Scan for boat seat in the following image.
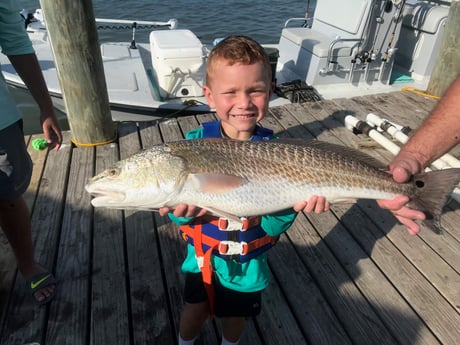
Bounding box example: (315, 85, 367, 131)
(280, 0, 372, 59)
(281, 27, 356, 58)
(312, 0, 372, 37)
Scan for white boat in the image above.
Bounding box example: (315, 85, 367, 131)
(275, 0, 451, 99)
(1, 9, 213, 121)
(0, 1, 452, 121)
(0, 9, 292, 122)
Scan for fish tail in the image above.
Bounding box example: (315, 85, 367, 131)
(410, 168, 460, 234)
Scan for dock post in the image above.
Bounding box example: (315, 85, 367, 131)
(426, 0, 460, 97)
(39, 0, 116, 146)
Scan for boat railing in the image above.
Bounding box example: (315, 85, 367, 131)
(283, 17, 313, 28)
(95, 18, 178, 30)
(23, 9, 178, 33)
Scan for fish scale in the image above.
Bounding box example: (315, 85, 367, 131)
(86, 138, 460, 233)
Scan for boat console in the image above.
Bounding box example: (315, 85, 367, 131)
(276, 0, 450, 93)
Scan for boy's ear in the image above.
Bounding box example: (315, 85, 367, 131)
(203, 85, 216, 108)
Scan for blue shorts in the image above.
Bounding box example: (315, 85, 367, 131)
(0, 120, 32, 200)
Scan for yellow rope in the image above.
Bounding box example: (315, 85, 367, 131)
(71, 130, 118, 147)
(401, 86, 440, 100)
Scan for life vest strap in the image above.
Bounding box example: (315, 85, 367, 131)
(198, 215, 261, 231)
(180, 217, 277, 318)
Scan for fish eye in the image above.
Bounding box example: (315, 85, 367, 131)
(108, 168, 120, 177)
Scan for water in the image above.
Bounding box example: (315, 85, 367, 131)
(12, 0, 315, 134)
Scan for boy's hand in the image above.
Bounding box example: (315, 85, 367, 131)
(158, 204, 207, 218)
(294, 195, 330, 213)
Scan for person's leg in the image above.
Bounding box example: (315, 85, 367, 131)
(0, 196, 55, 303)
(179, 272, 210, 344)
(214, 278, 262, 345)
(221, 317, 245, 344)
(0, 120, 56, 303)
(179, 301, 209, 342)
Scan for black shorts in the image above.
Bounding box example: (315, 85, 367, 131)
(0, 120, 32, 200)
(183, 272, 262, 317)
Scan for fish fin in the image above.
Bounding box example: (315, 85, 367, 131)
(274, 138, 388, 170)
(409, 168, 460, 234)
(200, 206, 243, 223)
(188, 173, 244, 193)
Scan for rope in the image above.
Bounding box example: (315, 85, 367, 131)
(70, 131, 118, 147)
(158, 100, 209, 120)
(401, 87, 440, 100)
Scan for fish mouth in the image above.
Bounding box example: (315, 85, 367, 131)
(85, 185, 126, 206)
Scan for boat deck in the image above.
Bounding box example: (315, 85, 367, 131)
(1, 91, 459, 345)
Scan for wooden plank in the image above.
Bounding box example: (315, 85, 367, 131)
(176, 115, 201, 134)
(24, 134, 49, 210)
(0, 131, 72, 344)
(334, 200, 460, 344)
(271, 105, 411, 344)
(332, 96, 460, 241)
(299, 98, 460, 308)
(285, 100, 444, 344)
(2, 97, 458, 345)
(138, 120, 163, 147)
(250, 271, 307, 345)
(269, 229, 354, 345)
(91, 142, 130, 345)
(383, 92, 460, 158)
(46, 145, 94, 345)
(118, 122, 175, 344)
(354, 198, 460, 299)
(392, 91, 437, 115)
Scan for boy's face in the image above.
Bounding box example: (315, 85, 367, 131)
(203, 61, 273, 140)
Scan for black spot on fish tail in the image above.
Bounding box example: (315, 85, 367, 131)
(409, 168, 460, 234)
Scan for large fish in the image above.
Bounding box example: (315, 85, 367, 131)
(85, 138, 460, 233)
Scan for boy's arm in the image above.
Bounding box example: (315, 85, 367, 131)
(261, 209, 298, 236)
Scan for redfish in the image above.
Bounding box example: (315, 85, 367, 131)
(85, 138, 460, 233)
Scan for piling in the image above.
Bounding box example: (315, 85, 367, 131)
(426, 0, 460, 97)
(39, 0, 116, 146)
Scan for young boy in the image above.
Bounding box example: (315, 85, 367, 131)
(159, 35, 328, 345)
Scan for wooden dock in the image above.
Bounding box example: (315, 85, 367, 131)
(0, 91, 459, 345)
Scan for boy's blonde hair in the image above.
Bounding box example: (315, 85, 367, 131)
(206, 35, 272, 86)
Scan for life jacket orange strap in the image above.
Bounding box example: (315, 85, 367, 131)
(189, 224, 216, 317)
(181, 218, 278, 318)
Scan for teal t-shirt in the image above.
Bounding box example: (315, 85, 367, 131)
(169, 126, 298, 292)
(0, 2, 35, 130)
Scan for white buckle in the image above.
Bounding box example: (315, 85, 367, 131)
(196, 256, 204, 268)
(218, 241, 247, 255)
(218, 217, 247, 231)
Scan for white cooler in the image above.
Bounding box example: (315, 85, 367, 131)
(150, 29, 206, 99)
